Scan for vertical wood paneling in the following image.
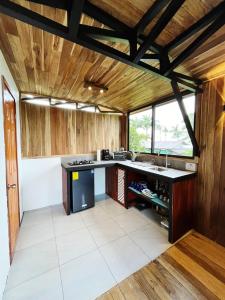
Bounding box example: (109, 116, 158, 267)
(195, 77, 225, 246)
(95, 113, 121, 151)
(20, 102, 121, 157)
(120, 115, 128, 150)
(76, 110, 96, 154)
(20, 103, 51, 157)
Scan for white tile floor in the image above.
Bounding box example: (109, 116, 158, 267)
(4, 196, 171, 300)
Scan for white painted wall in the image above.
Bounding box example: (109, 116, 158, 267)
(21, 157, 62, 211)
(21, 159, 106, 211)
(61, 156, 106, 196)
(0, 51, 22, 299)
(94, 168, 106, 195)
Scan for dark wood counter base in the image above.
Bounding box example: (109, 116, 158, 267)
(62, 164, 196, 243)
(106, 166, 196, 243)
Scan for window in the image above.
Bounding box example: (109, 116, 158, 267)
(129, 107, 152, 153)
(128, 94, 196, 158)
(154, 95, 195, 157)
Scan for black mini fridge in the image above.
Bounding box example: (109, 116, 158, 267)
(71, 169, 95, 213)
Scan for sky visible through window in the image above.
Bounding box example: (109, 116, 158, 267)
(129, 95, 195, 157)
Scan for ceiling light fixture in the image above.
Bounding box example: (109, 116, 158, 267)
(84, 81, 108, 94)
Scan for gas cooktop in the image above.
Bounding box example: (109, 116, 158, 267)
(67, 160, 95, 166)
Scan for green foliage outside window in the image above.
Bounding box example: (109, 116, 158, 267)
(129, 111, 152, 153)
(129, 95, 196, 157)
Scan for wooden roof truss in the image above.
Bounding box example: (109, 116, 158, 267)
(1, 0, 225, 155)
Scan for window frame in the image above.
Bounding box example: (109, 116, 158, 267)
(128, 92, 196, 159)
(128, 106, 153, 154)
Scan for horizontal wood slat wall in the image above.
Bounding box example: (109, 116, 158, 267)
(20, 102, 121, 157)
(195, 76, 225, 246)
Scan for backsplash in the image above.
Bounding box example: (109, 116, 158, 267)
(61, 152, 197, 172)
(134, 153, 198, 171)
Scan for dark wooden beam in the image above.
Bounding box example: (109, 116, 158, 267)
(129, 38, 137, 59)
(68, 0, 85, 39)
(171, 79, 200, 156)
(135, 0, 171, 36)
(77, 32, 165, 78)
(175, 78, 202, 93)
(139, 35, 163, 54)
(159, 49, 170, 74)
(141, 54, 160, 60)
(79, 25, 130, 43)
(77, 34, 200, 93)
(0, 0, 201, 93)
(26, 0, 69, 10)
(83, 0, 162, 54)
(83, 1, 132, 36)
(133, 0, 185, 63)
(166, 1, 225, 52)
(165, 11, 225, 75)
(173, 72, 202, 85)
(0, 0, 68, 38)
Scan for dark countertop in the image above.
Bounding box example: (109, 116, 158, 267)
(61, 160, 196, 183)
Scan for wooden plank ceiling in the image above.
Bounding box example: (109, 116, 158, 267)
(0, 0, 225, 112)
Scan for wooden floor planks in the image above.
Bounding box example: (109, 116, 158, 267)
(97, 232, 225, 300)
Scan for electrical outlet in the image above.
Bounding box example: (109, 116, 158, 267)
(185, 162, 197, 172)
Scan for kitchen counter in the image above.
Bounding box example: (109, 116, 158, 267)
(61, 160, 196, 182)
(62, 159, 196, 242)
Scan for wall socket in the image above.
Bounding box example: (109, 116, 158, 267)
(185, 162, 197, 172)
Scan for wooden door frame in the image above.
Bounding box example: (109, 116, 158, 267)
(2, 75, 20, 261)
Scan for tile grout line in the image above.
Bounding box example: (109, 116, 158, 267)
(5, 203, 118, 295)
(127, 224, 171, 261)
(4, 209, 57, 295)
(96, 208, 170, 276)
(6, 202, 170, 298)
(71, 206, 120, 295)
(4, 207, 66, 297)
(51, 205, 65, 300)
(14, 236, 56, 253)
(66, 204, 167, 265)
(85, 221, 119, 287)
(4, 266, 61, 294)
(82, 205, 121, 286)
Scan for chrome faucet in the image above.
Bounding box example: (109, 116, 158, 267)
(157, 149, 170, 168)
(157, 149, 161, 166)
(164, 149, 170, 168)
(165, 150, 168, 168)
(130, 151, 137, 162)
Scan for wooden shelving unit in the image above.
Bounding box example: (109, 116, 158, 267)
(128, 187, 169, 210)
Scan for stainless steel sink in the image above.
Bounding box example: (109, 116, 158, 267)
(150, 166, 167, 172)
(131, 161, 151, 167)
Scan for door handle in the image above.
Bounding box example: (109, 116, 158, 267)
(7, 184, 16, 189)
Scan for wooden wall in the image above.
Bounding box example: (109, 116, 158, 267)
(20, 102, 121, 157)
(195, 77, 225, 246)
(120, 115, 128, 150)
